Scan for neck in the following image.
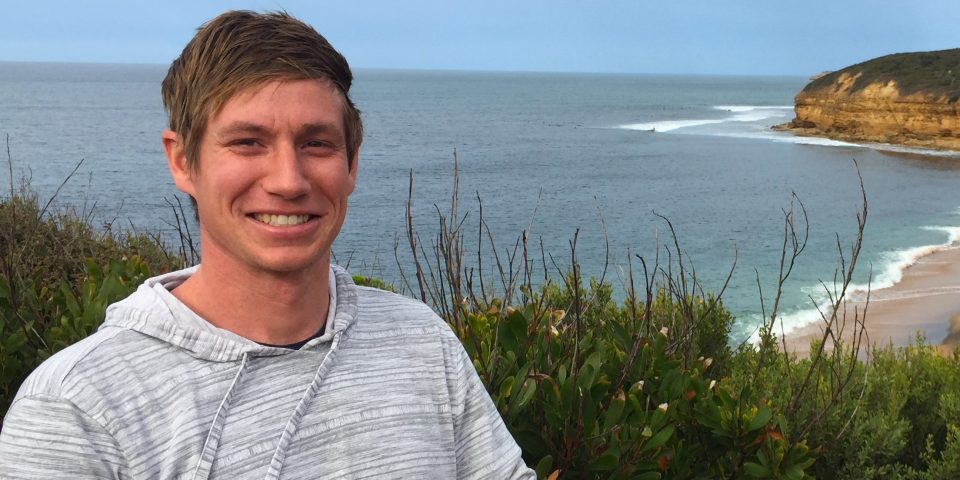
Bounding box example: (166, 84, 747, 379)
(172, 250, 331, 345)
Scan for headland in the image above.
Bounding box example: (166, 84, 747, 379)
(774, 49, 960, 151)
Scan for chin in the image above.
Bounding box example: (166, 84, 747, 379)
(253, 252, 329, 275)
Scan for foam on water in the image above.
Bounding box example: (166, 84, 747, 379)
(862, 142, 960, 158)
(714, 131, 864, 148)
(713, 105, 794, 113)
(620, 118, 726, 132)
(742, 307, 826, 344)
(619, 105, 792, 132)
(620, 105, 960, 158)
(849, 226, 960, 293)
(743, 225, 960, 343)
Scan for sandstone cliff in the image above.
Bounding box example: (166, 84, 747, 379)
(776, 49, 960, 150)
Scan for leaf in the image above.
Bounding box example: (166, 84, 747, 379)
(517, 376, 537, 409)
(696, 403, 722, 430)
(583, 387, 599, 436)
(785, 463, 805, 480)
(497, 316, 521, 357)
(507, 363, 534, 418)
(469, 312, 488, 335)
(500, 376, 516, 399)
(633, 472, 662, 480)
(757, 447, 770, 467)
(603, 390, 626, 433)
(578, 364, 597, 391)
(584, 350, 603, 370)
(628, 393, 644, 416)
(639, 425, 674, 454)
(507, 309, 528, 344)
(60, 282, 81, 317)
(534, 455, 554, 479)
(748, 406, 773, 433)
(658, 369, 679, 399)
(2, 331, 27, 353)
(589, 452, 619, 471)
(743, 461, 772, 477)
(560, 376, 576, 414)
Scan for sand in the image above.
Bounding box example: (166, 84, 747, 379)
(783, 244, 960, 356)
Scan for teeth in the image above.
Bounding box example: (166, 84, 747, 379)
(254, 214, 311, 226)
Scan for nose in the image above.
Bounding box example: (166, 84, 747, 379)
(262, 145, 309, 199)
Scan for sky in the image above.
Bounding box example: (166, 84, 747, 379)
(1, 1, 958, 76)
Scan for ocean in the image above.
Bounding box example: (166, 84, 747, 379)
(3, 62, 960, 342)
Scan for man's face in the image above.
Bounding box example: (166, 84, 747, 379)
(164, 78, 357, 276)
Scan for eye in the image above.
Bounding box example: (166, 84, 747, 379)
(232, 138, 260, 147)
(226, 138, 266, 156)
(304, 140, 333, 149)
(302, 139, 340, 156)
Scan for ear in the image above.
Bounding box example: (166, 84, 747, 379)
(162, 129, 196, 196)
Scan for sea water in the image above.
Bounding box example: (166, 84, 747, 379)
(3, 62, 960, 342)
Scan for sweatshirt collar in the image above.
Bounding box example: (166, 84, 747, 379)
(99, 264, 358, 362)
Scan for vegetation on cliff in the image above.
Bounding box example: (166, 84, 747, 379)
(805, 48, 960, 100)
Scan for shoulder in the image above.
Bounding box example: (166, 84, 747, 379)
(353, 285, 450, 331)
(12, 326, 159, 408)
(345, 285, 467, 361)
(15, 328, 118, 399)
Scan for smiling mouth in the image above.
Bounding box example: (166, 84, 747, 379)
(252, 213, 314, 227)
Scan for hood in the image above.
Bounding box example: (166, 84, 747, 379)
(99, 264, 359, 362)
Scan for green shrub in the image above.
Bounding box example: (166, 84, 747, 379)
(401, 164, 814, 478)
(455, 291, 812, 478)
(0, 188, 182, 414)
(729, 335, 960, 480)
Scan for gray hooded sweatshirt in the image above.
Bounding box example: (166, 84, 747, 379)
(0, 266, 535, 479)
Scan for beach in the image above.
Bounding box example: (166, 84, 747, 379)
(784, 242, 960, 356)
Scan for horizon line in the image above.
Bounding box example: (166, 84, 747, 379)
(0, 59, 811, 78)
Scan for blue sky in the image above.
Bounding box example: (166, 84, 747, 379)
(1, 1, 957, 75)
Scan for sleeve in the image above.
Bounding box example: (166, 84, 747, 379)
(444, 332, 537, 480)
(0, 395, 127, 479)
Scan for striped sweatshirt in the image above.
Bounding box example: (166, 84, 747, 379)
(0, 265, 535, 479)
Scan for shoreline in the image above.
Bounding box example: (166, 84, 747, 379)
(783, 242, 960, 356)
(771, 123, 960, 154)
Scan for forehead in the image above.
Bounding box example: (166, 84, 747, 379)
(210, 78, 346, 129)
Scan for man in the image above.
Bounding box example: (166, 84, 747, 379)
(0, 11, 534, 479)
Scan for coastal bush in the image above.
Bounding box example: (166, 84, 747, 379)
(447, 285, 812, 478)
(782, 341, 960, 479)
(400, 162, 814, 478)
(0, 185, 182, 414)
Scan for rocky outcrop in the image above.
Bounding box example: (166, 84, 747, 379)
(776, 49, 960, 150)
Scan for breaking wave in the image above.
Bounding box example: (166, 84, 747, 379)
(619, 105, 960, 157)
(744, 225, 960, 342)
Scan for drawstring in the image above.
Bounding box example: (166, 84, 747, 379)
(264, 332, 342, 479)
(193, 352, 249, 480)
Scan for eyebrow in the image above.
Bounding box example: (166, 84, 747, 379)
(299, 122, 344, 138)
(216, 121, 271, 138)
(216, 121, 343, 139)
